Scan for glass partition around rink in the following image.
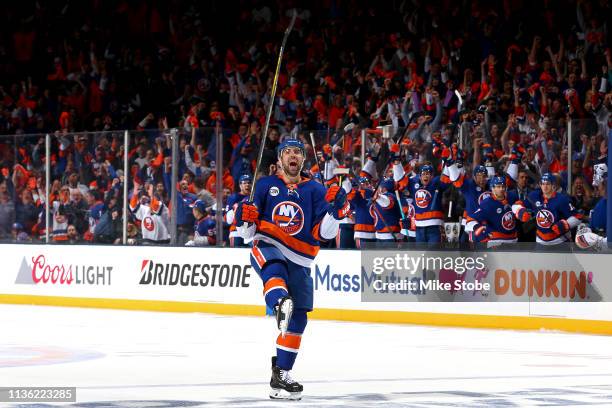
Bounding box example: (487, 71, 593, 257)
(0, 116, 608, 253)
(0, 133, 42, 243)
(124, 125, 233, 248)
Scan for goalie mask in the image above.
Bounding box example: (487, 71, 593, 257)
(444, 222, 461, 243)
(593, 163, 608, 187)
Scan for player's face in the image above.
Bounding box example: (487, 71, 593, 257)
(475, 173, 487, 186)
(359, 180, 371, 189)
(492, 184, 506, 199)
(280, 147, 305, 178)
(420, 171, 432, 184)
(541, 181, 553, 195)
(239, 181, 251, 194)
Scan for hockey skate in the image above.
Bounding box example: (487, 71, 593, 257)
(269, 356, 303, 400)
(275, 296, 293, 337)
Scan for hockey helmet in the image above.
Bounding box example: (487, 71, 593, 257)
(239, 174, 253, 184)
(490, 176, 506, 187)
(277, 138, 305, 158)
(540, 173, 555, 184)
(192, 199, 207, 214)
(473, 165, 487, 176)
(420, 164, 434, 174)
(380, 177, 395, 191)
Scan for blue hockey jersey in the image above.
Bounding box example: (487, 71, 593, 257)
(348, 187, 376, 239)
(398, 175, 451, 227)
(454, 175, 492, 231)
(372, 191, 401, 236)
(194, 215, 216, 245)
(226, 192, 249, 238)
(472, 196, 521, 243)
(251, 175, 330, 267)
(524, 190, 582, 245)
(590, 198, 607, 234)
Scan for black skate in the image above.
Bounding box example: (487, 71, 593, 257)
(270, 356, 303, 400)
(275, 296, 293, 337)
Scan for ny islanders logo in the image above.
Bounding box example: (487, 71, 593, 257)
(501, 211, 515, 230)
(369, 205, 377, 223)
(407, 203, 416, 219)
(478, 191, 492, 204)
(272, 201, 304, 235)
(536, 209, 555, 228)
(143, 216, 154, 231)
(414, 189, 432, 208)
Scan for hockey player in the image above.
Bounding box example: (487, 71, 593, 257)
(590, 166, 607, 236)
(371, 177, 402, 242)
(185, 200, 216, 246)
(394, 163, 455, 243)
(348, 176, 376, 248)
(453, 165, 491, 241)
(471, 176, 531, 245)
(234, 139, 349, 400)
(225, 174, 252, 247)
(524, 173, 582, 246)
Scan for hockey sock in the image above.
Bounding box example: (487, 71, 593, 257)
(262, 261, 289, 310)
(276, 309, 307, 370)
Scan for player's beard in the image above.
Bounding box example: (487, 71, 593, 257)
(280, 157, 304, 180)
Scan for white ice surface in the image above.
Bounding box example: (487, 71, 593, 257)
(1, 304, 612, 407)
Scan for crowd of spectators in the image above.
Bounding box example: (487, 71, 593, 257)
(0, 0, 609, 245)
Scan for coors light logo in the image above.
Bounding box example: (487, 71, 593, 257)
(15, 254, 113, 285)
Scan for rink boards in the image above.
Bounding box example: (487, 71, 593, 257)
(1, 244, 612, 335)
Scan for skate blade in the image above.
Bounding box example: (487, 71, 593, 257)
(270, 388, 302, 400)
(279, 299, 294, 337)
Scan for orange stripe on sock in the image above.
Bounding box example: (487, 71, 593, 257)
(264, 277, 287, 296)
(276, 333, 302, 351)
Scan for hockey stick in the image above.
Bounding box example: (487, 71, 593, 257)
(309, 131, 324, 181)
(249, 11, 297, 201)
(395, 190, 410, 236)
(334, 167, 350, 187)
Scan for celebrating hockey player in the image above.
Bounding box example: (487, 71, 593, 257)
(524, 173, 582, 246)
(372, 177, 402, 242)
(348, 176, 377, 248)
(234, 139, 349, 400)
(454, 165, 491, 242)
(471, 176, 531, 245)
(394, 162, 455, 243)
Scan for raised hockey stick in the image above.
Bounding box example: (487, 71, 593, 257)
(395, 190, 410, 236)
(333, 167, 350, 187)
(249, 11, 298, 201)
(309, 131, 324, 181)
